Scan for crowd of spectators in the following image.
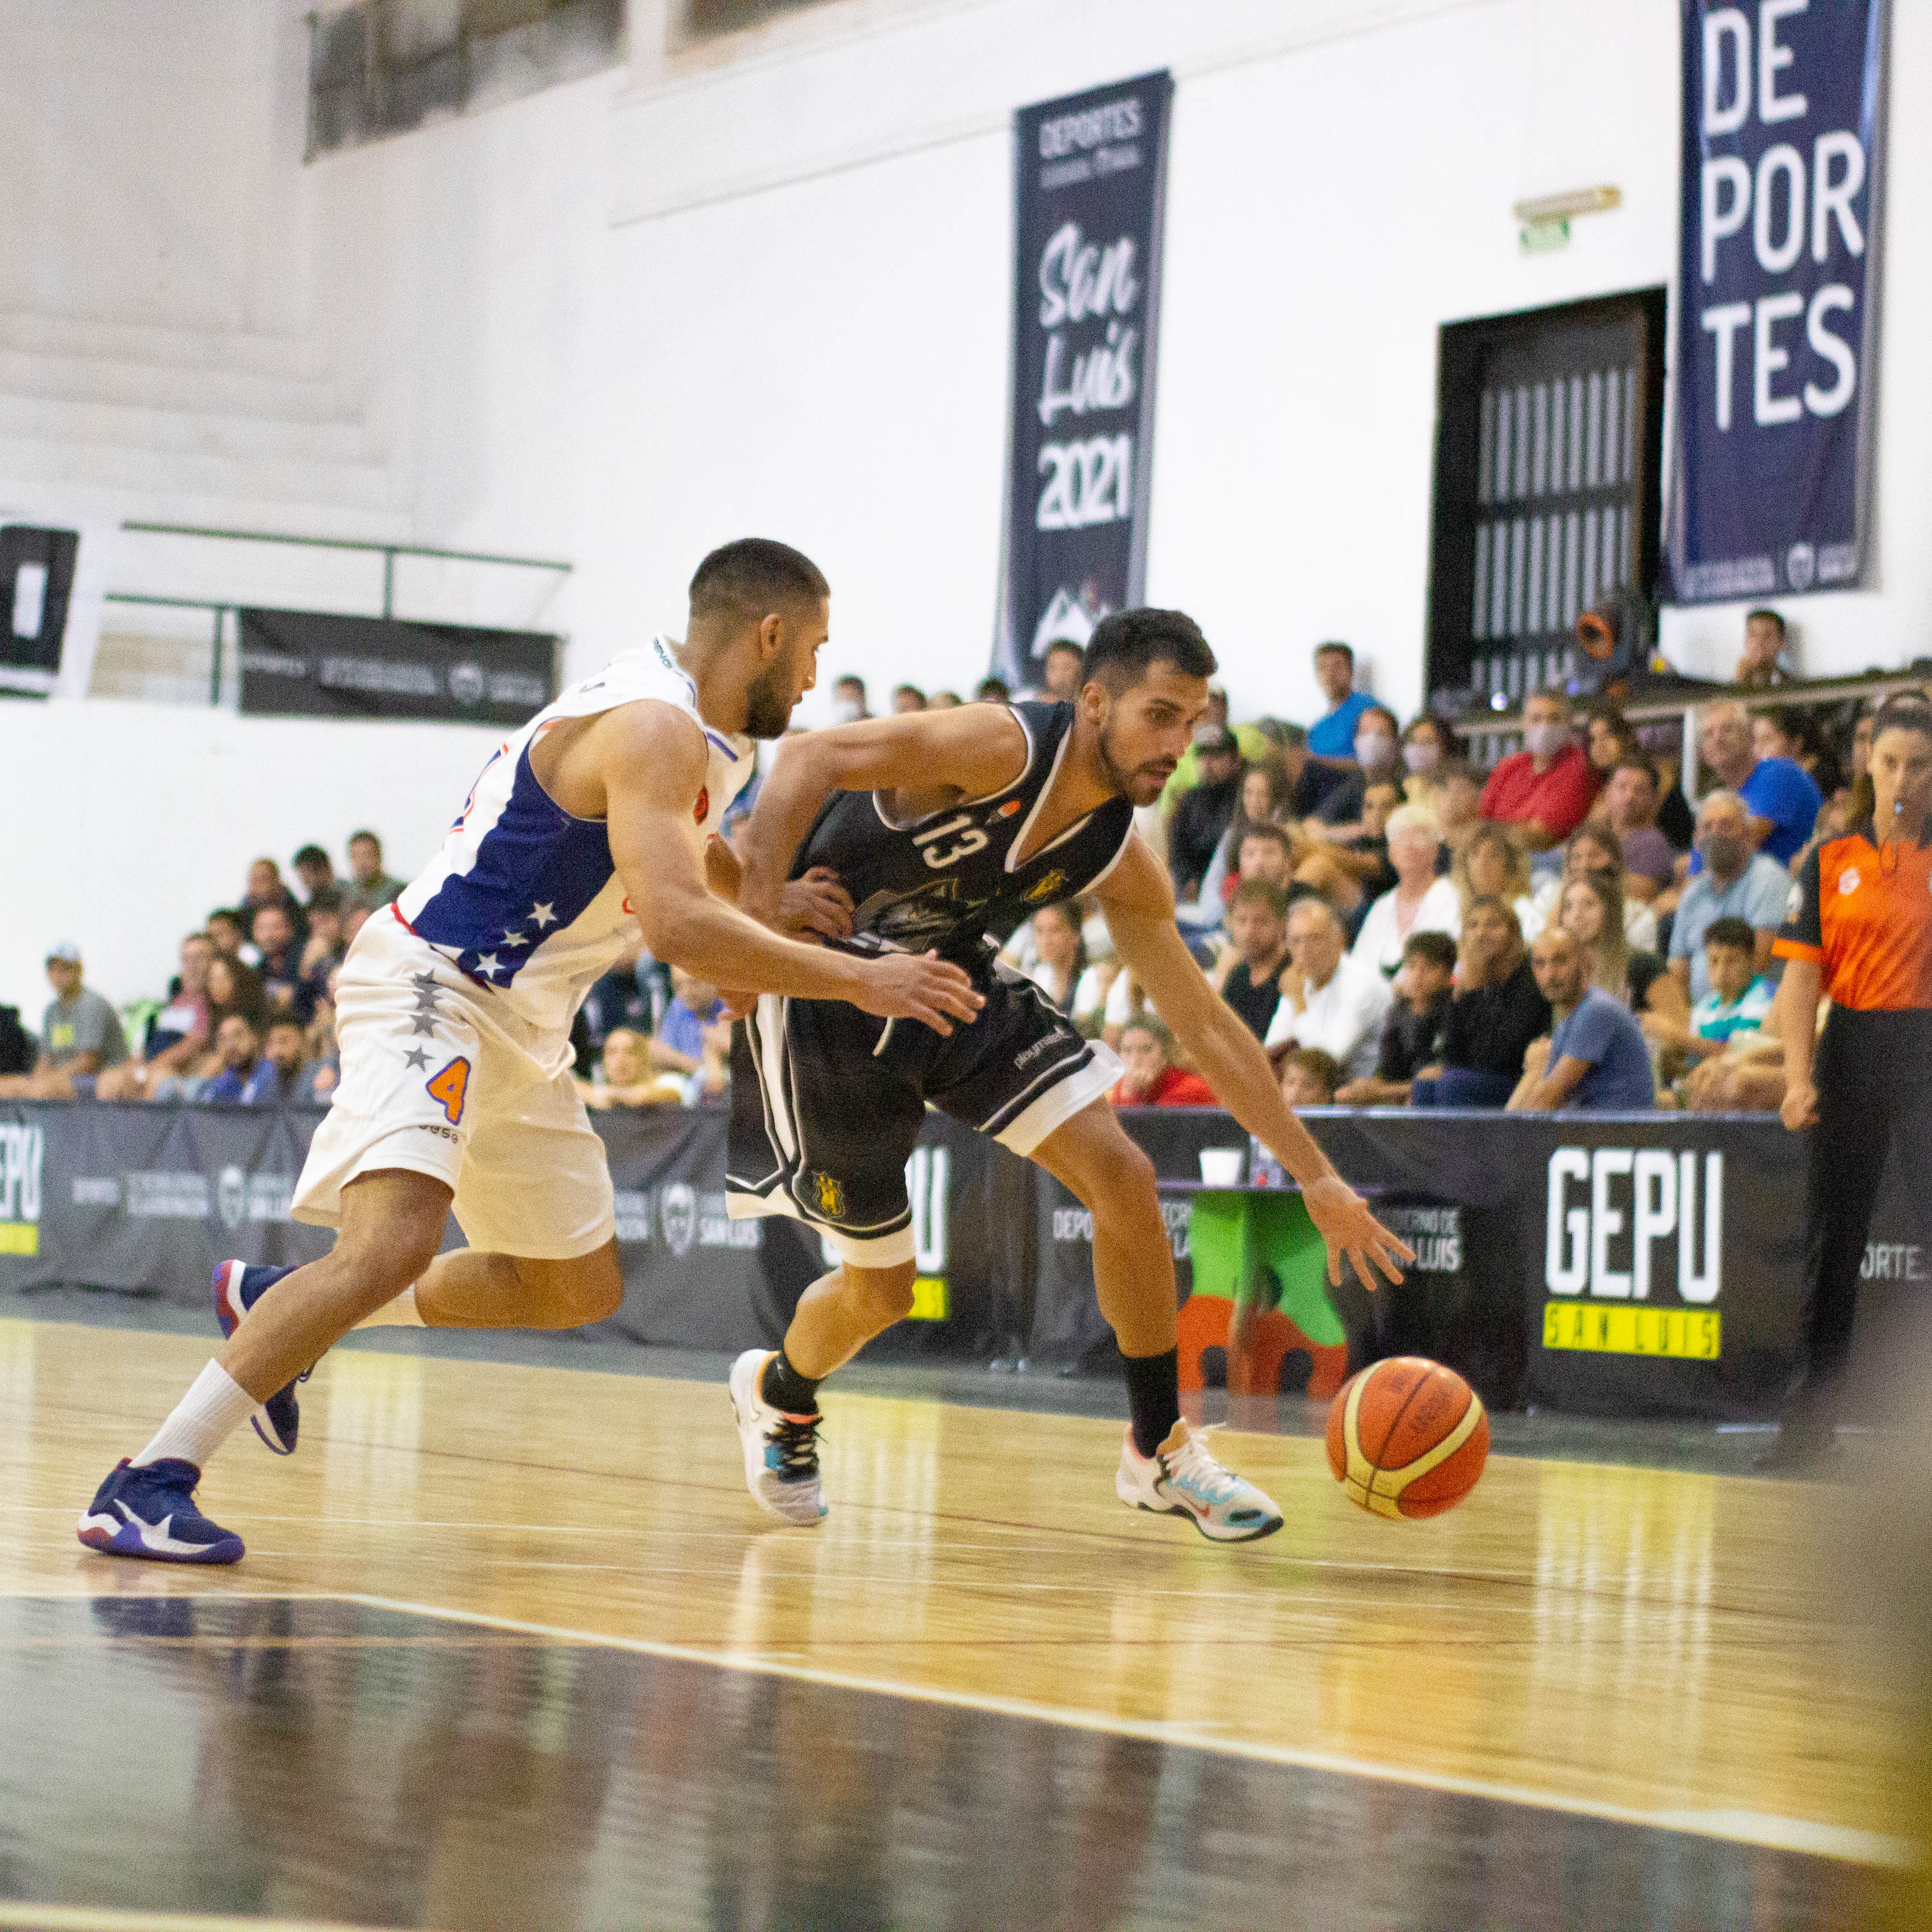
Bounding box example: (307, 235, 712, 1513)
(6, 622, 1917, 1125)
(1002, 616, 1923, 1120)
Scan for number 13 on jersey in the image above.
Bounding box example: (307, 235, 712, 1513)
(913, 814, 989, 870)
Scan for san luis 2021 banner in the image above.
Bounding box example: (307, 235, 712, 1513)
(992, 70, 1172, 689)
(1669, 0, 1887, 603)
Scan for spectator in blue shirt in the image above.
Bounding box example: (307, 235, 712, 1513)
(1695, 699, 1821, 867)
(1509, 927, 1655, 1111)
(1306, 642, 1376, 761)
(655, 967, 725, 1071)
(198, 1015, 280, 1105)
(1668, 791, 1794, 1002)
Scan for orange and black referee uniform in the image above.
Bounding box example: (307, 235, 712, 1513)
(1774, 817, 1932, 1397)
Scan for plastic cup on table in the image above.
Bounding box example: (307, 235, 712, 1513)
(1197, 1147, 1244, 1187)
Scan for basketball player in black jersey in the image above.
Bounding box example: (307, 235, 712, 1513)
(722, 608, 1412, 1541)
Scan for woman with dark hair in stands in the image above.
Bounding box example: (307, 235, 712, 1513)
(1583, 702, 1642, 789)
(1411, 896, 1551, 1107)
(1765, 699, 1932, 1469)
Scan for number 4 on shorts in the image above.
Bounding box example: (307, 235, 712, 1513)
(425, 1055, 471, 1125)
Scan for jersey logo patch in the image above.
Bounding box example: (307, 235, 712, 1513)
(997, 799, 1024, 818)
(1839, 868, 1861, 896)
(809, 1172, 846, 1219)
(1022, 870, 1067, 904)
(694, 786, 709, 822)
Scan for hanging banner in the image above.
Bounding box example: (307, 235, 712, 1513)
(992, 70, 1171, 690)
(238, 609, 557, 725)
(1668, 0, 1887, 603)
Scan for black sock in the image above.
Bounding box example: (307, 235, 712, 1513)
(761, 1348, 821, 1417)
(1123, 1347, 1181, 1459)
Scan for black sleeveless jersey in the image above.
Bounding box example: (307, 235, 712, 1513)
(792, 702, 1135, 967)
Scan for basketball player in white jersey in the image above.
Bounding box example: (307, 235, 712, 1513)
(78, 539, 982, 1565)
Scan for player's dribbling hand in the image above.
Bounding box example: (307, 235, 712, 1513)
(777, 866, 855, 941)
(854, 951, 984, 1036)
(1303, 1174, 1414, 1291)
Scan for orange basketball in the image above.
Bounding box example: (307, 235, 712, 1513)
(1324, 1356, 1489, 1519)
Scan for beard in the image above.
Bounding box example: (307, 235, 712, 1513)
(744, 653, 795, 741)
(1097, 721, 1173, 806)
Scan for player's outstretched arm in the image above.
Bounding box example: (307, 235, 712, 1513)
(737, 705, 1029, 923)
(602, 705, 983, 1033)
(1095, 835, 1413, 1289)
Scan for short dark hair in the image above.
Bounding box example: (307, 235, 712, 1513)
(974, 676, 1011, 703)
(1314, 640, 1353, 665)
(1873, 698, 1932, 745)
(835, 673, 866, 694)
(1360, 704, 1400, 735)
(207, 906, 244, 929)
(1044, 638, 1084, 661)
(1119, 1013, 1175, 1054)
(1229, 879, 1289, 918)
(1704, 917, 1757, 953)
(1282, 1045, 1342, 1097)
(347, 830, 381, 851)
(1745, 608, 1786, 634)
(688, 538, 829, 627)
(1402, 930, 1459, 973)
(1239, 823, 1292, 856)
(292, 844, 330, 870)
(1612, 754, 1658, 788)
(1082, 608, 1216, 693)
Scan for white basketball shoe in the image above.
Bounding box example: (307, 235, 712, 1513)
(1115, 1418, 1284, 1542)
(728, 1349, 828, 1527)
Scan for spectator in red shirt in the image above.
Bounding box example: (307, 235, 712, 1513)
(1110, 1016, 1218, 1107)
(1479, 691, 1598, 850)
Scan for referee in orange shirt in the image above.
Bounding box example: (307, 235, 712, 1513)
(1769, 699, 1932, 1469)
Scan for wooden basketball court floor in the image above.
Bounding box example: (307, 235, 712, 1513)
(1, 1309, 1924, 1931)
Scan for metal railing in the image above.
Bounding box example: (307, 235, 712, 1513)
(105, 522, 572, 705)
(1450, 669, 1928, 790)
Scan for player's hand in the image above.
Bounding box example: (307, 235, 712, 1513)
(1303, 1173, 1413, 1291)
(1781, 1079, 1819, 1132)
(776, 867, 855, 941)
(851, 950, 984, 1036)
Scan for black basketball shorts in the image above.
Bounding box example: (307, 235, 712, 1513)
(726, 960, 1121, 1266)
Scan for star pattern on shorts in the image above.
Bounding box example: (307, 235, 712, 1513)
(528, 902, 558, 929)
(500, 930, 528, 949)
(474, 953, 503, 979)
(409, 1012, 438, 1036)
(401, 1045, 432, 1071)
(410, 973, 442, 994)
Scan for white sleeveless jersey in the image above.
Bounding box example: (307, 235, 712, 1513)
(393, 637, 755, 1046)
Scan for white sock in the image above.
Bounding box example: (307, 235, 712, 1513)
(130, 1360, 260, 1470)
(354, 1284, 425, 1330)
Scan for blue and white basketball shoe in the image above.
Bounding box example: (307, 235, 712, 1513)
(212, 1259, 302, 1455)
(1116, 1419, 1284, 1543)
(728, 1348, 827, 1526)
(76, 1459, 244, 1565)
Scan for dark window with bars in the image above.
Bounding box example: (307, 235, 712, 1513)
(1427, 290, 1665, 712)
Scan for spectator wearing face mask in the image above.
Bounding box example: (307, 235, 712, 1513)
(1668, 790, 1794, 1002)
(1479, 692, 1599, 849)
(1314, 704, 1404, 835)
(1399, 716, 1456, 813)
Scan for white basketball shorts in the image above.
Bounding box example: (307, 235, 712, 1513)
(291, 911, 615, 1259)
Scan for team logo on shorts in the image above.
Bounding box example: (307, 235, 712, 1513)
(810, 1172, 847, 1219)
(1839, 868, 1861, 896)
(1021, 870, 1067, 904)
